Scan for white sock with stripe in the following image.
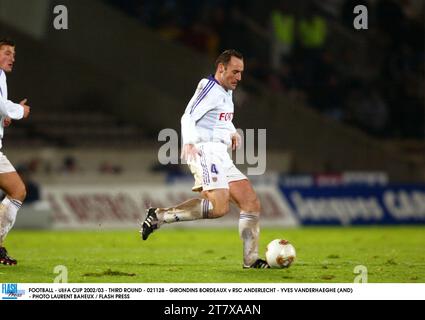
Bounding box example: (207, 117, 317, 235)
(239, 212, 260, 267)
(0, 197, 22, 246)
(160, 199, 213, 224)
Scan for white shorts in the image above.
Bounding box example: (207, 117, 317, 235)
(0, 152, 16, 174)
(188, 142, 247, 192)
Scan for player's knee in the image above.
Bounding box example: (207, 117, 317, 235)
(11, 184, 26, 202)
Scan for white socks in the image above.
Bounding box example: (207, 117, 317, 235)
(239, 212, 260, 267)
(160, 199, 213, 224)
(0, 197, 22, 246)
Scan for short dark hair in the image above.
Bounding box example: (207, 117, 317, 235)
(0, 38, 15, 49)
(215, 49, 243, 68)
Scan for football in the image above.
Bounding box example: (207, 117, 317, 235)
(265, 239, 296, 268)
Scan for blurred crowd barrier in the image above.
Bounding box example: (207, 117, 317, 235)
(14, 173, 425, 230)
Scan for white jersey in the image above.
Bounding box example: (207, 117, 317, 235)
(0, 69, 24, 149)
(181, 75, 237, 147)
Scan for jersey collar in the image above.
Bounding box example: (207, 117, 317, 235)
(207, 74, 232, 94)
(207, 74, 220, 85)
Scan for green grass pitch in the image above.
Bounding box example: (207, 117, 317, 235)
(0, 226, 424, 283)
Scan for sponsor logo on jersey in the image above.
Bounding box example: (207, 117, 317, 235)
(219, 112, 234, 121)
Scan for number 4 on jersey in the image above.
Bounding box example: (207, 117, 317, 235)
(211, 164, 219, 174)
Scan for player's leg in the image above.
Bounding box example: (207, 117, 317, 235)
(230, 179, 268, 268)
(155, 188, 229, 222)
(141, 143, 231, 240)
(141, 188, 230, 240)
(0, 171, 27, 265)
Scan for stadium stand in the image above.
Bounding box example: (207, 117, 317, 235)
(0, 0, 423, 183)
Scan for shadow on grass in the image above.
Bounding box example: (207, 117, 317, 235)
(82, 269, 136, 277)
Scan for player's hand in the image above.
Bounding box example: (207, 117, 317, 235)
(20, 99, 30, 118)
(231, 132, 242, 151)
(181, 144, 200, 162)
(3, 117, 12, 127)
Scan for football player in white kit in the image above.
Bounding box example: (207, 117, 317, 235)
(141, 50, 269, 268)
(0, 39, 31, 265)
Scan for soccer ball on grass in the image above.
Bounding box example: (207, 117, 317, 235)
(265, 239, 296, 268)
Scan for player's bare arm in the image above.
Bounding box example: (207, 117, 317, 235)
(231, 132, 241, 150)
(19, 98, 30, 118)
